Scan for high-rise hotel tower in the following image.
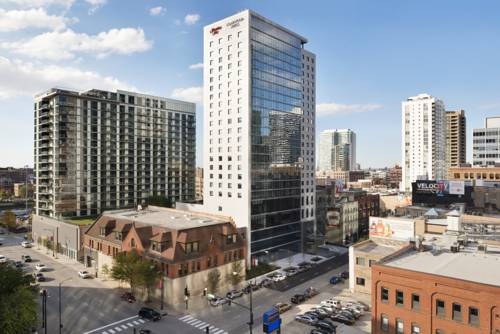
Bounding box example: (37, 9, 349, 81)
(202, 10, 316, 264)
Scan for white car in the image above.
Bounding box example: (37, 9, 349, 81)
(272, 273, 287, 282)
(321, 299, 341, 308)
(78, 270, 91, 279)
(0, 255, 6, 263)
(21, 241, 33, 248)
(35, 264, 48, 272)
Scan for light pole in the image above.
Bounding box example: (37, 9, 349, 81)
(230, 273, 254, 334)
(59, 277, 71, 334)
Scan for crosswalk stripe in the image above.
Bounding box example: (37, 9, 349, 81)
(213, 330, 224, 334)
(120, 325, 128, 329)
(179, 315, 192, 321)
(190, 320, 202, 326)
(187, 319, 200, 325)
(108, 330, 115, 334)
(195, 322, 207, 328)
(133, 321, 140, 325)
(114, 327, 122, 332)
(102, 331, 108, 334)
(138, 319, 146, 324)
(209, 326, 216, 330)
(126, 323, 134, 327)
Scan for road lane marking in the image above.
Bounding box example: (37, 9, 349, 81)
(179, 315, 192, 321)
(138, 319, 146, 323)
(107, 330, 115, 334)
(213, 330, 224, 334)
(195, 322, 207, 328)
(120, 325, 128, 329)
(83, 315, 139, 334)
(186, 319, 200, 325)
(114, 327, 122, 332)
(190, 320, 202, 326)
(133, 321, 140, 325)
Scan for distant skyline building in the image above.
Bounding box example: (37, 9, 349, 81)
(445, 110, 466, 171)
(473, 116, 500, 166)
(34, 88, 196, 218)
(318, 129, 356, 172)
(202, 10, 315, 264)
(401, 93, 446, 192)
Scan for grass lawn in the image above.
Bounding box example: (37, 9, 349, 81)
(65, 217, 97, 225)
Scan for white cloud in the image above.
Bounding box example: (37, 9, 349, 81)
(0, 56, 135, 99)
(188, 63, 203, 70)
(1, 27, 153, 60)
(184, 14, 200, 25)
(1, 0, 75, 9)
(149, 6, 166, 16)
(85, 0, 107, 15)
(0, 8, 74, 32)
(171, 86, 202, 104)
(317, 102, 383, 116)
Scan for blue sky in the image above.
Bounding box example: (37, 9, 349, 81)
(1, 0, 499, 168)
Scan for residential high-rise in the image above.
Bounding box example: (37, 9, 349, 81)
(401, 94, 446, 192)
(202, 10, 315, 264)
(473, 116, 500, 166)
(318, 129, 356, 171)
(195, 167, 203, 201)
(34, 88, 196, 218)
(445, 110, 466, 171)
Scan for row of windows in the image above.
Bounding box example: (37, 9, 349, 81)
(380, 286, 480, 327)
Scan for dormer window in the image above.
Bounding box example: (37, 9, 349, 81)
(185, 241, 199, 254)
(151, 241, 168, 252)
(226, 233, 237, 244)
(99, 227, 106, 237)
(115, 232, 123, 241)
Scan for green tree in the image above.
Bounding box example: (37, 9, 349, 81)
(1, 210, 17, 231)
(0, 264, 38, 334)
(111, 250, 143, 292)
(101, 264, 110, 280)
(207, 269, 221, 293)
(226, 261, 244, 286)
(146, 195, 172, 208)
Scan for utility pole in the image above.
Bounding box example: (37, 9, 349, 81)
(59, 278, 71, 334)
(41, 289, 47, 334)
(160, 276, 164, 311)
(248, 283, 254, 334)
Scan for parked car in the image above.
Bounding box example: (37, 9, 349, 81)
(304, 287, 319, 298)
(14, 260, 23, 268)
(314, 305, 335, 313)
(209, 297, 229, 307)
(295, 315, 317, 325)
(310, 329, 331, 334)
(35, 264, 47, 272)
(120, 292, 136, 303)
(340, 271, 349, 279)
(138, 307, 161, 321)
(22, 255, 32, 262)
(311, 307, 330, 316)
(297, 261, 313, 268)
(305, 311, 328, 320)
(242, 283, 259, 294)
(257, 277, 273, 288)
(0, 240, 3, 246)
(315, 320, 337, 333)
(337, 310, 356, 321)
(291, 294, 306, 304)
(282, 267, 299, 277)
(0, 255, 6, 263)
(226, 289, 243, 299)
(78, 270, 91, 279)
(321, 299, 342, 308)
(330, 314, 354, 325)
(271, 272, 287, 282)
(34, 272, 45, 282)
(138, 330, 151, 334)
(329, 276, 342, 285)
(21, 241, 32, 248)
(274, 302, 292, 314)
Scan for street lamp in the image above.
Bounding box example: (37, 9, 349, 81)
(59, 277, 72, 334)
(230, 272, 254, 334)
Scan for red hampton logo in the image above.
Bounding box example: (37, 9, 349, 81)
(210, 26, 222, 35)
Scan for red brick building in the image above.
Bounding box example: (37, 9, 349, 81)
(371, 245, 500, 334)
(84, 206, 246, 304)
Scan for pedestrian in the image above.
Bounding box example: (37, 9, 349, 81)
(203, 287, 207, 296)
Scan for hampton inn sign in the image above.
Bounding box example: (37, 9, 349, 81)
(210, 17, 245, 35)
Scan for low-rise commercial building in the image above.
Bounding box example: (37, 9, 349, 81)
(371, 241, 500, 334)
(341, 189, 380, 237)
(327, 197, 358, 245)
(32, 214, 88, 261)
(84, 206, 246, 305)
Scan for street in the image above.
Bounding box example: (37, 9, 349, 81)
(0, 233, 200, 334)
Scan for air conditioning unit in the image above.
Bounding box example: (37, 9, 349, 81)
(450, 245, 459, 253)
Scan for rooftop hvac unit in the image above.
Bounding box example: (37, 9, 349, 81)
(477, 244, 487, 252)
(450, 245, 459, 253)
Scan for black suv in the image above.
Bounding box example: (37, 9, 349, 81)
(138, 307, 162, 321)
(290, 294, 306, 304)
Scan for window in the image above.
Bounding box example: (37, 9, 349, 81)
(356, 277, 365, 286)
(381, 287, 389, 303)
(380, 314, 389, 332)
(130, 238, 136, 248)
(99, 227, 106, 236)
(452, 303, 462, 322)
(411, 323, 420, 334)
(396, 318, 404, 334)
(115, 232, 122, 241)
(369, 259, 376, 267)
(469, 307, 479, 326)
(356, 257, 365, 266)
(412, 294, 420, 310)
(185, 241, 199, 254)
(396, 290, 404, 306)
